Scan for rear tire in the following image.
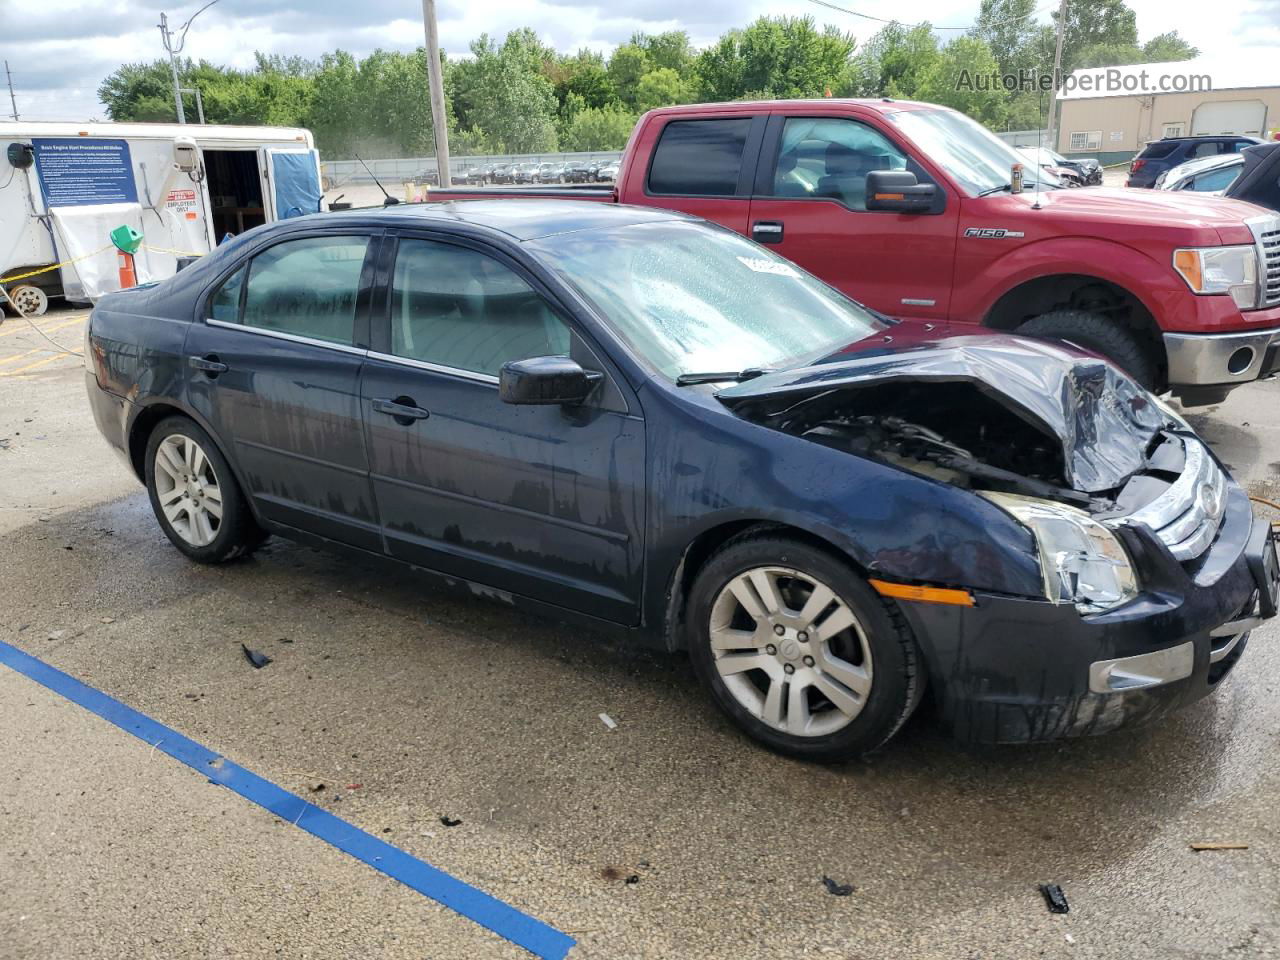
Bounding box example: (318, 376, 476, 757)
(144, 416, 266, 564)
(687, 532, 924, 762)
(1017, 309, 1158, 389)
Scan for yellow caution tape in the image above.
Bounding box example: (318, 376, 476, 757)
(140, 243, 206, 258)
(0, 244, 115, 285)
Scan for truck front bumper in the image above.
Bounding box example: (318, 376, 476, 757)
(1164, 325, 1280, 389)
(894, 487, 1278, 745)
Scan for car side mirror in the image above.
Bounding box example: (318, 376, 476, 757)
(865, 170, 937, 213)
(499, 356, 603, 406)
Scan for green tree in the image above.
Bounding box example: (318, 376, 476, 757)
(1142, 31, 1199, 62)
(634, 67, 690, 112)
(561, 104, 638, 151)
(451, 31, 558, 153)
(1054, 0, 1139, 74)
(918, 36, 1008, 128)
(633, 30, 695, 76)
(608, 43, 652, 110)
(695, 16, 855, 101)
(849, 23, 940, 98)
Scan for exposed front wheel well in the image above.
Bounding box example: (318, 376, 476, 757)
(983, 274, 1166, 388)
(662, 520, 869, 651)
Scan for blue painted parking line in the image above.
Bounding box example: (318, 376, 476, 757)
(0, 638, 575, 960)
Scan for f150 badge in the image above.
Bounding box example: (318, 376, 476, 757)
(964, 227, 1025, 239)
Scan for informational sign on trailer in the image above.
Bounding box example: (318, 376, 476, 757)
(166, 188, 199, 220)
(32, 138, 139, 207)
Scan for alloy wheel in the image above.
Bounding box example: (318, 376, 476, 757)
(153, 434, 223, 547)
(709, 566, 873, 737)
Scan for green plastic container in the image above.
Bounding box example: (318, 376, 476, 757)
(109, 224, 143, 255)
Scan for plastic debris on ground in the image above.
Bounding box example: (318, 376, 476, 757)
(240, 644, 272, 669)
(1190, 842, 1248, 851)
(440, 815, 463, 827)
(1039, 883, 1070, 914)
(822, 876, 855, 897)
(599, 713, 618, 730)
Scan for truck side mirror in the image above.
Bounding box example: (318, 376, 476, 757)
(499, 356, 603, 406)
(865, 170, 937, 213)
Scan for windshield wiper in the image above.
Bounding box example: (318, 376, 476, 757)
(675, 367, 772, 387)
(977, 182, 1012, 197)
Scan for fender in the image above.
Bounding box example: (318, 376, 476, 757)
(958, 236, 1180, 328)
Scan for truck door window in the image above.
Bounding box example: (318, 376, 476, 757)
(770, 117, 908, 210)
(389, 239, 570, 377)
(648, 118, 753, 196)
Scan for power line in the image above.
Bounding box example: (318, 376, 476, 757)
(806, 0, 1050, 32)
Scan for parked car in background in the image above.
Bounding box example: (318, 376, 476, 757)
(513, 162, 541, 184)
(1128, 135, 1264, 188)
(1155, 153, 1245, 194)
(427, 99, 1280, 405)
(85, 200, 1278, 759)
(536, 162, 567, 183)
(1018, 145, 1101, 185)
(563, 161, 593, 183)
(1016, 147, 1082, 187)
(413, 169, 439, 187)
(1224, 141, 1280, 214)
(597, 161, 619, 182)
(463, 164, 494, 185)
(489, 163, 514, 184)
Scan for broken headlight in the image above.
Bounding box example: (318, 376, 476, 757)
(982, 492, 1138, 613)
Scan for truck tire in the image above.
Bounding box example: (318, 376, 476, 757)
(1016, 310, 1157, 389)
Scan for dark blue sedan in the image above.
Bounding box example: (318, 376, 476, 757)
(85, 201, 1277, 760)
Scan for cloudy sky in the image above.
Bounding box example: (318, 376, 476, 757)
(1, 0, 1277, 121)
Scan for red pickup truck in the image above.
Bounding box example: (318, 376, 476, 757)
(427, 98, 1280, 404)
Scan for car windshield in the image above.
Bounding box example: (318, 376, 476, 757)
(889, 108, 1061, 195)
(527, 220, 883, 380)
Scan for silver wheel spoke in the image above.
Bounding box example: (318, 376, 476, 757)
(748, 569, 784, 615)
(728, 574, 768, 621)
(184, 437, 197, 472)
(818, 649, 872, 698)
(192, 444, 208, 479)
(798, 583, 835, 627)
(811, 673, 863, 717)
(787, 679, 812, 734)
(202, 484, 222, 504)
(193, 509, 214, 546)
(162, 499, 186, 524)
(762, 679, 785, 727)
(202, 497, 223, 520)
(816, 603, 856, 640)
(709, 624, 757, 650)
(158, 485, 184, 507)
(153, 434, 221, 548)
(159, 441, 186, 477)
(715, 652, 777, 678)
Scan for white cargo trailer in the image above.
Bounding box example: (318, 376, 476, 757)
(0, 121, 322, 314)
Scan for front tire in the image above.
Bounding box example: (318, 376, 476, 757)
(144, 416, 266, 564)
(1017, 309, 1158, 389)
(687, 532, 924, 762)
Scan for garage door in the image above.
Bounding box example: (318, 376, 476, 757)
(1191, 99, 1268, 136)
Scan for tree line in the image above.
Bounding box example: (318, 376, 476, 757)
(97, 0, 1197, 159)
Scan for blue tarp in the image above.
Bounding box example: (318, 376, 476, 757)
(270, 150, 321, 219)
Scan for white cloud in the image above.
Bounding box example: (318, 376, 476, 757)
(1, 0, 1275, 122)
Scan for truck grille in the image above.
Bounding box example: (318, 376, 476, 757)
(1262, 227, 1280, 306)
(1125, 437, 1227, 562)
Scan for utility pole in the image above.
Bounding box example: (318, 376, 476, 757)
(158, 1, 220, 124)
(421, 0, 452, 187)
(1046, 0, 1069, 151)
(5, 60, 18, 121)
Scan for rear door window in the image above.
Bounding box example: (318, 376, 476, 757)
(1139, 142, 1179, 159)
(1189, 142, 1221, 158)
(236, 236, 370, 345)
(648, 118, 753, 196)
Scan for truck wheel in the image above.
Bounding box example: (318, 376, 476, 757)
(5, 284, 48, 317)
(1016, 310, 1157, 389)
(686, 531, 924, 762)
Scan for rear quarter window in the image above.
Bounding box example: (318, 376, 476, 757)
(1139, 142, 1179, 159)
(647, 118, 753, 196)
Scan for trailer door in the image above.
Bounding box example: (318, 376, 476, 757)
(260, 147, 323, 221)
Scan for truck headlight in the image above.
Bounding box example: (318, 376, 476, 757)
(982, 492, 1138, 613)
(1173, 246, 1259, 309)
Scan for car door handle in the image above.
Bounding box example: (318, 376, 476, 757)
(189, 354, 228, 375)
(751, 221, 784, 243)
(372, 397, 431, 424)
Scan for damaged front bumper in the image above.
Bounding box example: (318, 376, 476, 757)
(895, 485, 1278, 745)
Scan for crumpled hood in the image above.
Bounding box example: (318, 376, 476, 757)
(717, 334, 1170, 493)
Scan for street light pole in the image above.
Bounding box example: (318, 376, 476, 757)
(420, 0, 452, 188)
(158, 1, 220, 124)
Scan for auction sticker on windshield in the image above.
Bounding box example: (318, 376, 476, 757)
(737, 256, 800, 277)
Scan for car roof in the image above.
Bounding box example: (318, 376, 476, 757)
(319, 198, 694, 241)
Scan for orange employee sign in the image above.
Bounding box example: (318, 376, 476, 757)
(166, 188, 199, 221)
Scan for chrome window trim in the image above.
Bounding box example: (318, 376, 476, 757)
(205, 317, 368, 356)
(366, 350, 499, 385)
